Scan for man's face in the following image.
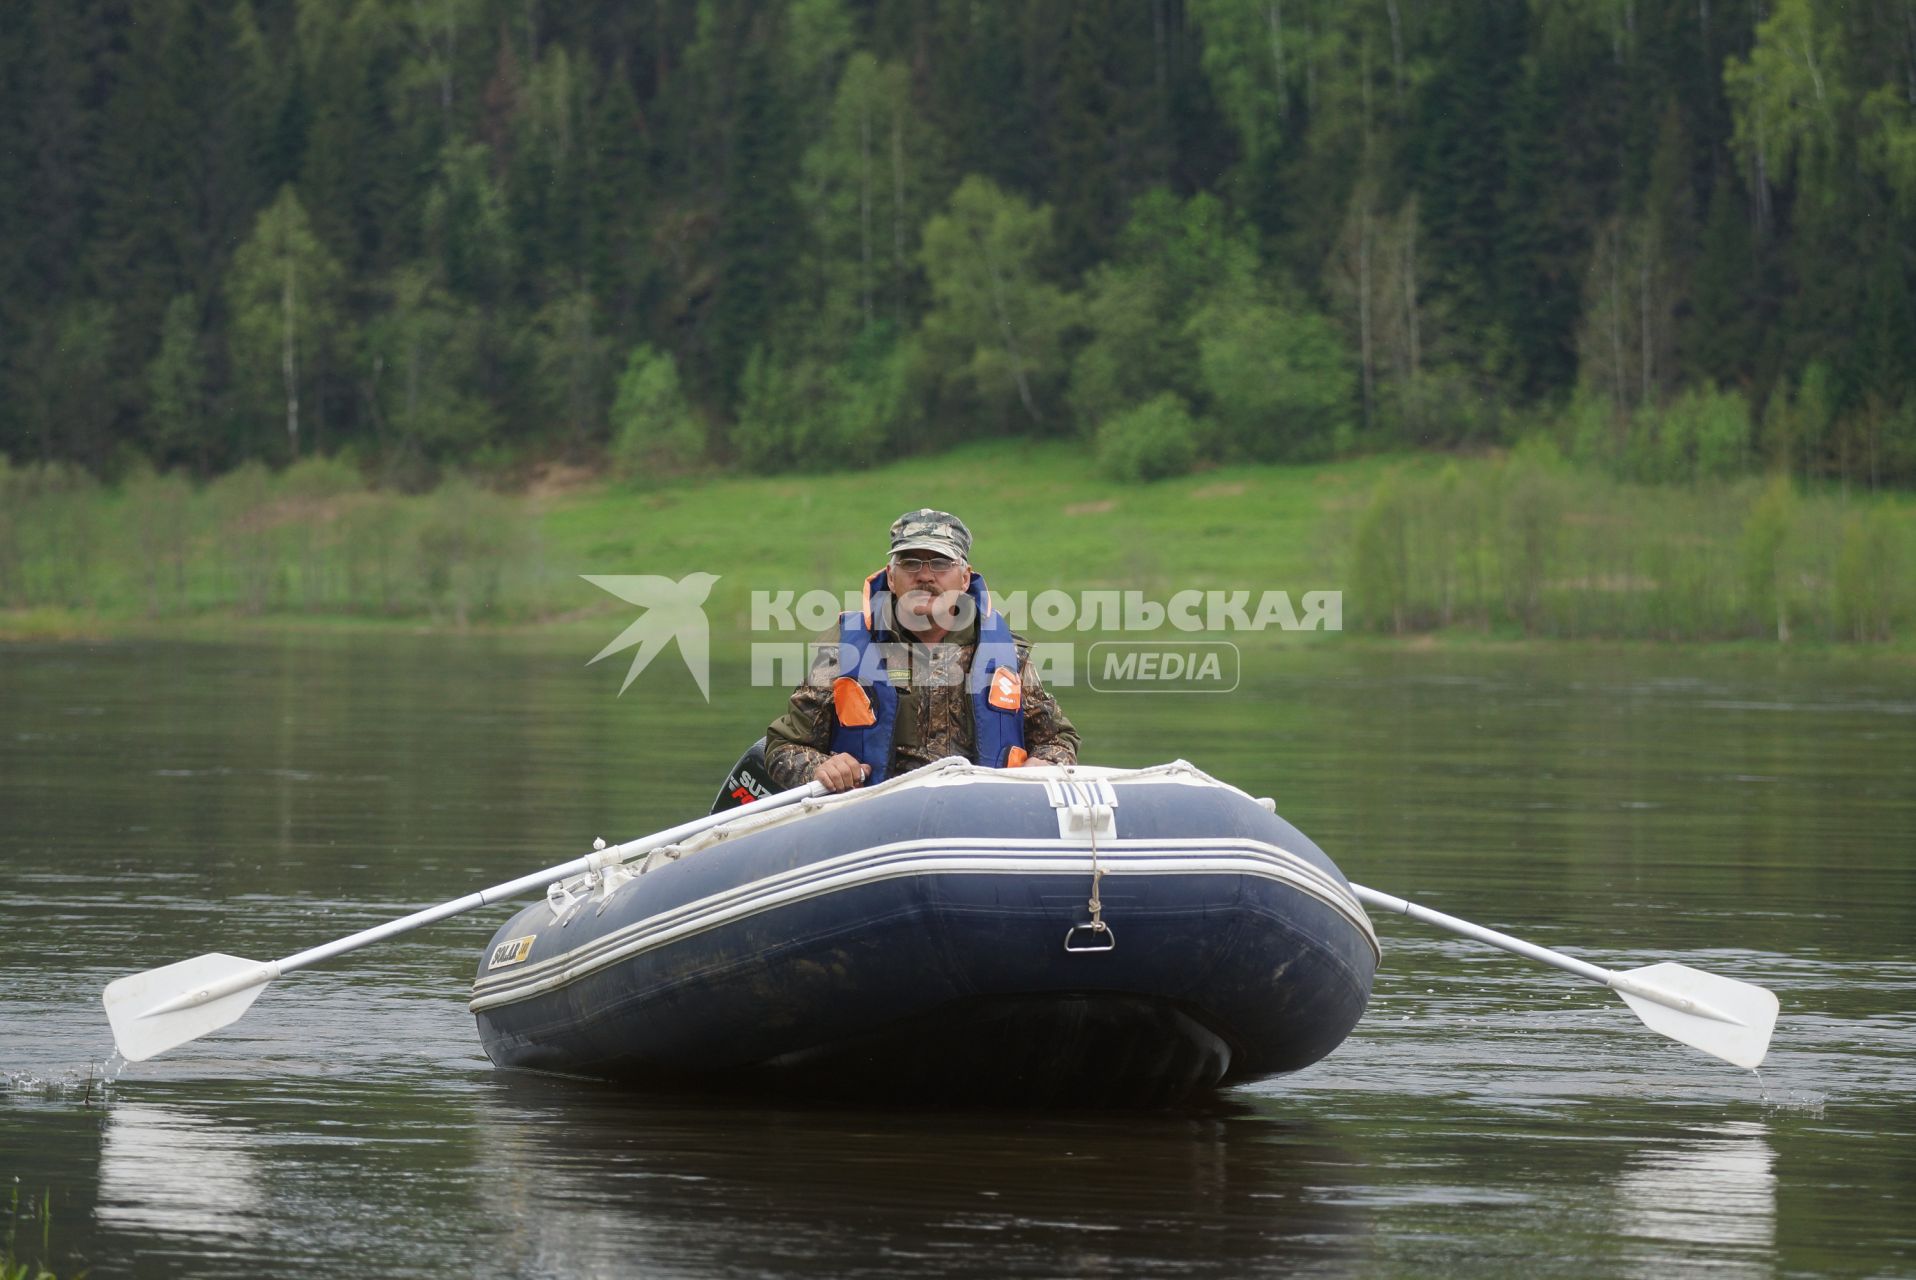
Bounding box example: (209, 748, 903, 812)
(887, 552, 970, 631)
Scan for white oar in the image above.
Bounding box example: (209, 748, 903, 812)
(104, 781, 828, 1063)
(1351, 884, 1779, 1069)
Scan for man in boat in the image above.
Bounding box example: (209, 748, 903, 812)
(765, 508, 1079, 793)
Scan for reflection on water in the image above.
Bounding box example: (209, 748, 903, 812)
(97, 1102, 265, 1238)
(1614, 1121, 1776, 1276)
(467, 1077, 1370, 1278)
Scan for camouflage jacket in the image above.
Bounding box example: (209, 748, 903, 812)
(764, 620, 1079, 788)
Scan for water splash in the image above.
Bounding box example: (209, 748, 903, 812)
(1750, 1067, 1827, 1115)
(101, 1050, 127, 1092)
(1, 1059, 117, 1105)
(1761, 1089, 1828, 1117)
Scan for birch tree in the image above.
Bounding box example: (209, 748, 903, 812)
(226, 186, 343, 461)
(1724, 0, 1849, 195)
(798, 54, 932, 334)
(919, 176, 1077, 430)
(1327, 191, 1428, 436)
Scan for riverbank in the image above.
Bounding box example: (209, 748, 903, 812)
(3, 442, 1912, 646)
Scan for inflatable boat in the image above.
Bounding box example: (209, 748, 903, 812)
(470, 758, 1378, 1106)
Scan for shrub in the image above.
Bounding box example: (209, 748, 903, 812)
(1624, 385, 1752, 483)
(339, 493, 408, 613)
(2, 462, 103, 608)
(1740, 472, 1797, 639)
(731, 348, 822, 472)
(1192, 297, 1355, 462)
(1095, 393, 1201, 482)
(731, 331, 908, 471)
(0, 455, 16, 603)
(1349, 473, 1409, 632)
(1833, 509, 1899, 642)
(1495, 440, 1567, 632)
(1683, 386, 1752, 480)
(206, 460, 276, 612)
(122, 468, 195, 615)
(279, 454, 366, 500)
(825, 330, 912, 458)
(1563, 385, 1622, 472)
(414, 475, 529, 625)
(610, 345, 705, 479)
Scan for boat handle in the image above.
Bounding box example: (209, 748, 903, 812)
(1063, 922, 1116, 953)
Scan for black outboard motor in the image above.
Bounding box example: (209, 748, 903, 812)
(708, 737, 777, 814)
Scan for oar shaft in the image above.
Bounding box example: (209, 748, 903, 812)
(272, 780, 826, 976)
(105, 781, 831, 1061)
(1349, 881, 1776, 1067)
(1350, 883, 1614, 987)
(276, 881, 544, 974)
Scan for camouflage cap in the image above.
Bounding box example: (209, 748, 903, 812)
(889, 508, 972, 562)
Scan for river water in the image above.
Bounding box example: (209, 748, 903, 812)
(2, 636, 1912, 1277)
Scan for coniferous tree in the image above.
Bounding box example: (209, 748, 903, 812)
(18, 301, 118, 466)
(92, 0, 261, 418)
(0, 9, 36, 459)
(1047, 0, 1121, 275)
(1496, 52, 1584, 401)
(363, 266, 499, 469)
(296, 0, 408, 272)
(20, 0, 105, 305)
(581, 60, 653, 335)
(922, 0, 1033, 198)
(1410, 0, 1527, 381)
(706, 22, 802, 404)
(1688, 171, 1762, 390)
(531, 288, 614, 457)
(144, 293, 210, 468)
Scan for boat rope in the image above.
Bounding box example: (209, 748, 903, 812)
(1054, 768, 1117, 953)
(1085, 803, 1105, 934)
(1063, 813, 1117, 951)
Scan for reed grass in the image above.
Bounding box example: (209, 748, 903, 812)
(2, 443, 1911, 644)
(1339, 441, 1915, 642)
(0, 455, 550, 625)
(2, 1185, 61, 1280)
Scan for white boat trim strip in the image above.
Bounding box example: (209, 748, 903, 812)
(469, 837, 1379, 1013)
(474, 835, 1361, 999)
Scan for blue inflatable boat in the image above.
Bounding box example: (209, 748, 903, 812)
(470, 759, 1378, 1106)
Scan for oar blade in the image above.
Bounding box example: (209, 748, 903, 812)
(103, 953, 273, 1062)
(1615, 961, 1779, 1070)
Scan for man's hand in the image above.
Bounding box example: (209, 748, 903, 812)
(814, 752, 872, 793)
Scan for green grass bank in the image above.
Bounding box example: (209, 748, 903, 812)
(2, 442, 1912, 648)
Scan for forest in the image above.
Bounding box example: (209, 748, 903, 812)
(4, 0, 1915, 490)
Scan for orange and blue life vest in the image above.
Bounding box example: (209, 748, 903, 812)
(829, 567, 1027, 783)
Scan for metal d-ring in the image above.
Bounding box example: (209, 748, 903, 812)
(1063, 922, 1116, 953)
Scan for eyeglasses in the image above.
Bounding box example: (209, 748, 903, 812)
(890, 555, 962, 575)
